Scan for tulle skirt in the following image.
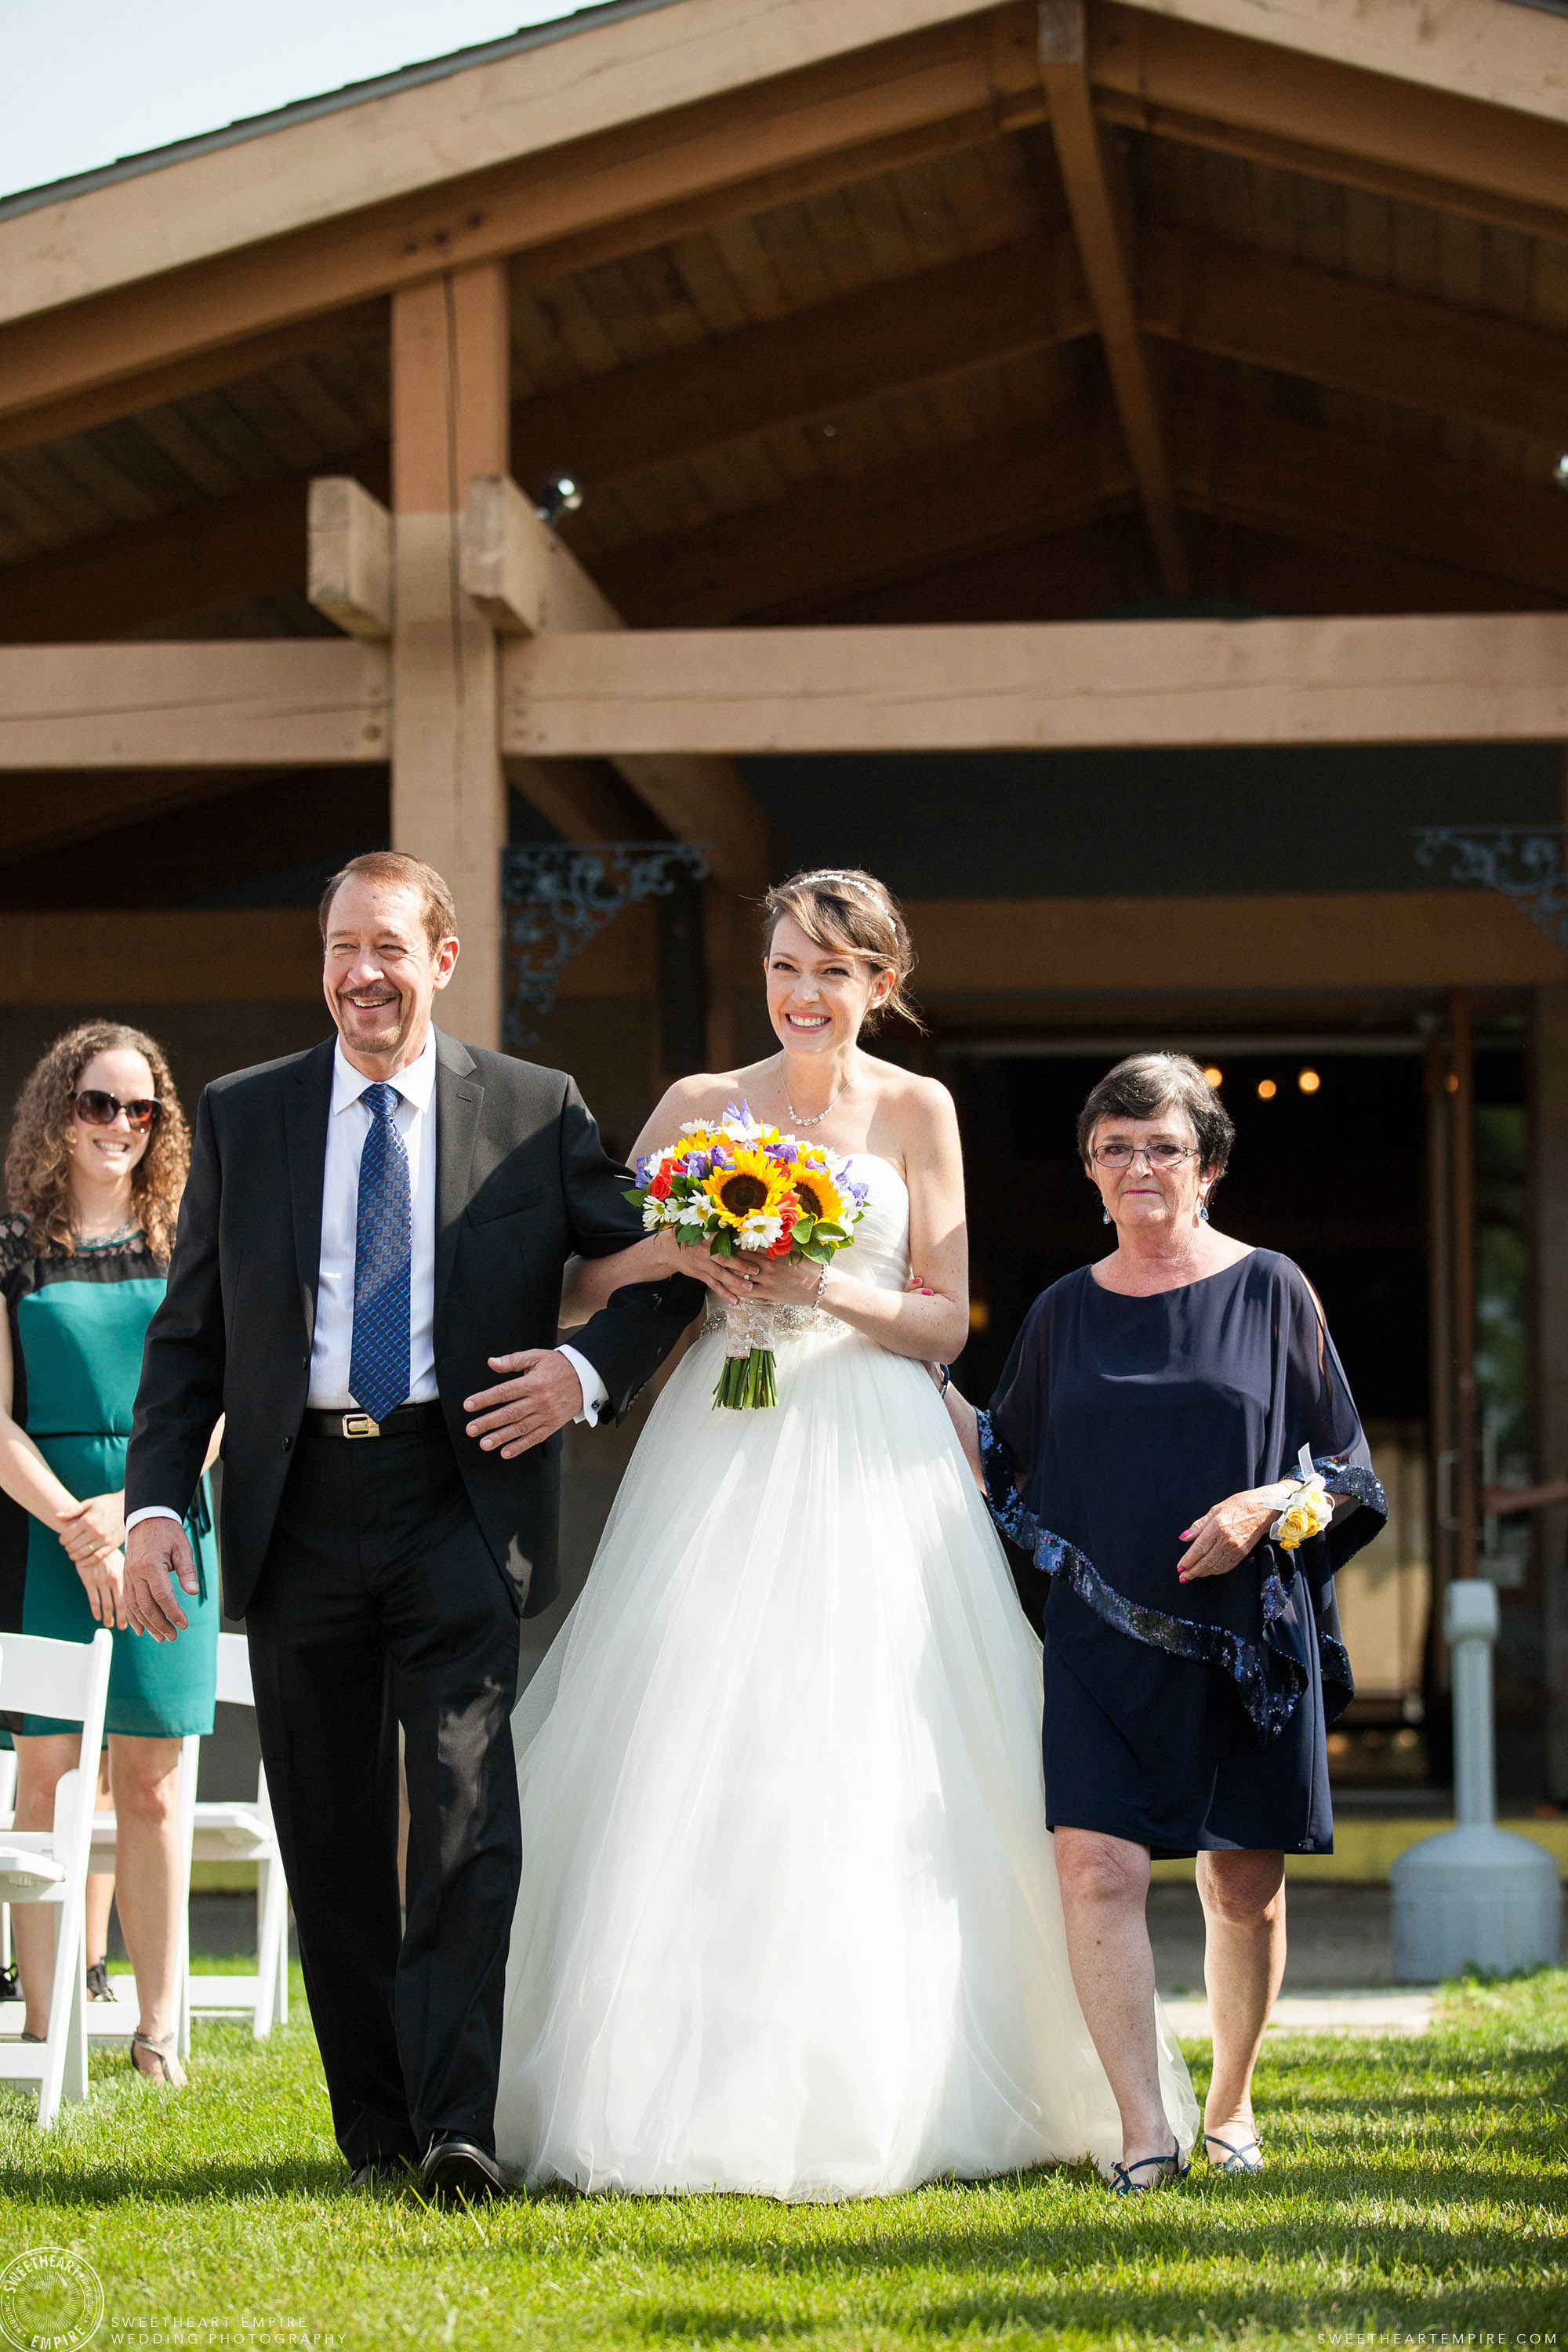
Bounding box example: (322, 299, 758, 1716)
(495, 1316, 1198, 2198)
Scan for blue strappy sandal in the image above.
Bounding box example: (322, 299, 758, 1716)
(1203, 2130, 1265, 2173)
(1109, 2143, 1189, 2196)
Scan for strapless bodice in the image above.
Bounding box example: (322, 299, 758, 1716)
(700, 1155, 911, 1341)
(832, 1155, 912, 1294)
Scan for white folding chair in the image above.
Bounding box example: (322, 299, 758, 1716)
(183, 1633, 288, 2040)
(0, 1629, 113, 2125)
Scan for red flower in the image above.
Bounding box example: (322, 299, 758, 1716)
(765, 1200, 800, 1258)
(649, 1168, 673, 1201)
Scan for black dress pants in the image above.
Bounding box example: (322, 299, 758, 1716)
(245, 1423, 522, 2169)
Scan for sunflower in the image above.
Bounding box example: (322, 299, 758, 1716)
(788, 1158, 851, 1228)
(700, 1145, 796, 1232)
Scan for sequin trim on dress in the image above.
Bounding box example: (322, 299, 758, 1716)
(977, 1414, 1377, 1739)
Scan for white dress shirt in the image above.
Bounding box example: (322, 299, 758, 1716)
(126, 1031, 605, 1537)
(309, 1033, 438, 1408)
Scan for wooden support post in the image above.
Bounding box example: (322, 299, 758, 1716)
(1036, 0, 1189, 597)
(390, 263, 510, 1049)
(308, 477, 394, 641)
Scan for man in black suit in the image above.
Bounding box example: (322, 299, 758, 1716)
(123, 851, 698, 2198)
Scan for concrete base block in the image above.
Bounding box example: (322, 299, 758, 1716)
(1390, 1824, 1561, 1982)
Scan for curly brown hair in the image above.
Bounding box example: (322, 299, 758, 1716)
(5, 1022, 191, 1262)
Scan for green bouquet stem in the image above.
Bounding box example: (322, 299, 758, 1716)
(713, 1345, 779, 1410)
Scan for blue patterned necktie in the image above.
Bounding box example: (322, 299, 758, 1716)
(349, 1082, 411, 1425)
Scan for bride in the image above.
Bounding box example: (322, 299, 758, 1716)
(493, 868, 1196, 2198)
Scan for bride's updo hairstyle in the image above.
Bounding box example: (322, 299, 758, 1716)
(762, 869, 922, 1034)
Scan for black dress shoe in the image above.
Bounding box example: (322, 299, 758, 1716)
(419, 2135, 507, 2204)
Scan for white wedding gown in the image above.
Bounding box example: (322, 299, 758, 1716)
(495, 1156, 1198, 2198)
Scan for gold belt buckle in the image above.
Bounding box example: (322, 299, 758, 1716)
(341, 1412, 380, 1439)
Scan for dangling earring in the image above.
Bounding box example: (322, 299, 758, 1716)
(1102, 1207, 1112, 1225)
(1197, 1195, 1210, 1225)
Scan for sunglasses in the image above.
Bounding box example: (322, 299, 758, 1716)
(74, 1090, 162, 1134)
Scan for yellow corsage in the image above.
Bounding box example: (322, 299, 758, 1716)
(1270, 1472, 1334, 1552)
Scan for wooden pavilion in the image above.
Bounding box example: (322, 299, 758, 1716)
(2, 0, 1567, 1799)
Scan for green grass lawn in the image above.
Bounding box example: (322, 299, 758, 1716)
(1, 1967, 1563, 2350)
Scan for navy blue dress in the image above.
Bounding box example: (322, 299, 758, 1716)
(979, 1250, 1386, 1859)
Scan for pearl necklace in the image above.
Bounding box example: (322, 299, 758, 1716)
(780, 1058, 847, 1130)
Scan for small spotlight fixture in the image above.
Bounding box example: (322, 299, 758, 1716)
(1554, 453, 1568, 490)
(1298, 1067, 1322, 1094)
(532, 467, 584, 526)
(1258, 1078, 1278, 1101)
(1203, 1065, 1223, 1089)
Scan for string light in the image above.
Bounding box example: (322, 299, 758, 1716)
(1258, 1079, 1278, 1101)
(1202, 1065, 1223, 1088)
(1298, 1068, 1322, 1094)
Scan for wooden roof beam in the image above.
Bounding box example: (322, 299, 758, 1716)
(0, 910, 323, 1002)
(515, 229, 1092, 492)
(593, 409, 1134, 624)
(0, 303, 387, 462)
(501, 610, 1568, 757)
(1037, 2, 1189, 597)
(0, 641, 390, 768)
(1142, 230, 1568, 448)
(1091, 2, 1568, 246)
(1174, 404, 1568, 604)
(0, 11, 1047, 435)
(1111, 0, 1565, 129)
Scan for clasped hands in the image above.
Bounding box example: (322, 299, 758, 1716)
(54, 1490, 129, 1628)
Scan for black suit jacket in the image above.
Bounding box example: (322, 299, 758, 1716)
(125, 1029, 699, 1619)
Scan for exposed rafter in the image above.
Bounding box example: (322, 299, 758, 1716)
(1091, 2, 1568, 245)
(593, 410, 1134, 623)
(1142, 230, 1568, 447)
(0, 12, 1045, 436)
(1037, 0, 1187, 596)
(514, 230, 1091, 488)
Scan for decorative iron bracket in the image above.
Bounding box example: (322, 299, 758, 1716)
(502, 842, 710, 1047)
(1414, 826, 1568, 956)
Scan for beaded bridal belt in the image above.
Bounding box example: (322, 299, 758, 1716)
(702, 1299, 839, 1350)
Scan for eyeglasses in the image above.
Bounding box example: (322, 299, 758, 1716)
(74, 1090, 162, 1133)
(1091, 1142, 1196, 1171)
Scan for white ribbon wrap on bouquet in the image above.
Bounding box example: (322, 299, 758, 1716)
(704, 1299, 838, 1351)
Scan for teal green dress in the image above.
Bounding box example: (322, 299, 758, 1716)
(0, 1214, 219, 1738)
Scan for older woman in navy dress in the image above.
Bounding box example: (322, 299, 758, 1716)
(946, 1052, 1384, 2193)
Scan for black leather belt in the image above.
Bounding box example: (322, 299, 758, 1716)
(302, 1401, 446, 1439)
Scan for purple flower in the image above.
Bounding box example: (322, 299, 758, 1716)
(685, 1151, 711, 1180)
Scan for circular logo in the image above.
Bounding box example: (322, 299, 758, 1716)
(0, 2248, 105, 2352)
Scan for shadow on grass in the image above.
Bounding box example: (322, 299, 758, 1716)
(0, 2154, 350, 2204)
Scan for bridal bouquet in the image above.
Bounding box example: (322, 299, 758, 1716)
(628, 1104, 866, 1409)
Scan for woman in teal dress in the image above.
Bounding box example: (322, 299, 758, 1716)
(2, 1021, 219, 2086)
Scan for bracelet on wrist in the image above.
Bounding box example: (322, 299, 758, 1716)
(935, 1363, 951, 1397)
